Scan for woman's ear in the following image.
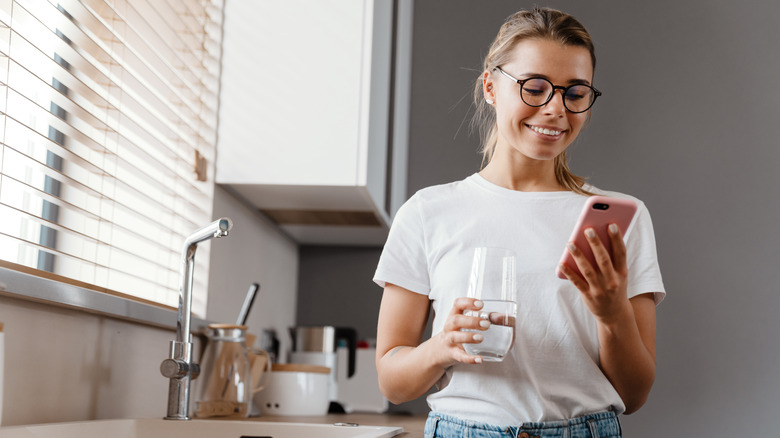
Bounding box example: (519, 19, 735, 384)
(483, 71, 495, 105)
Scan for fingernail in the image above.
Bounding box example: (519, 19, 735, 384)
(479, 319, 491, 329)
(609, 223, 619, 235)
(475, 357, 483, 364)
(567, 242, 577, 252)
(474, 300, 484, 309)
(585, 228, 596, 238)
(473, 334, 484, 342)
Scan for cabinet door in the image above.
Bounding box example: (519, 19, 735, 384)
(217, 0, 369, 186)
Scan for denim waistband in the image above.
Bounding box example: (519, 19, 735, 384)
(425, 410, 622, 438)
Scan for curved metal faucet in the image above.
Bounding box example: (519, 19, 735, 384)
(161, 217, 232, 420)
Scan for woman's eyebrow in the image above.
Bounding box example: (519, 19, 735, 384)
(519, 72, 592, 86)
(567, 78, 592, 86)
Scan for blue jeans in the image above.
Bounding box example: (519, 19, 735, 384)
(424, 410, 622, 438)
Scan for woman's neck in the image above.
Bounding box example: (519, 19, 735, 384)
(479, 155, 564, 192)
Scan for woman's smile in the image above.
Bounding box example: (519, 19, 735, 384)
(525, 123, 566, 138)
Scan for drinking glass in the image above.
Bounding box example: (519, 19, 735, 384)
(463, 247, 518, 362)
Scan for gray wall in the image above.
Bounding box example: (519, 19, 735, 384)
(297, 246, 385, 339)
(297, 0, 780, 435)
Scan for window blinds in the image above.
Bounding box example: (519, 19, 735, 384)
(0, 0, 223, 316)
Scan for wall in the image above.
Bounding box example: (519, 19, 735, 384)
(0, 186, 299, 426)
(296, 246, 385, 340)
(207, 186, 299, 361)
(296, 0, 780, 434)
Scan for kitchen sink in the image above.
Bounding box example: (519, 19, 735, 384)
(0, 418, 403, 438)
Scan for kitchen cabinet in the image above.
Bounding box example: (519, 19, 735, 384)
(216, 0, 412, 246)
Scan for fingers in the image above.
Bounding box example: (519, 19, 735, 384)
(583, 227, 614, 276)
(443, 327, 484, 346)
(567, 225, 628, 282)
(488, 312, 516, 328)
(564, 240, 595, 286)
(449, 297, 483, 315)
(561, 232, 606, 295)
(558, 258, 589, 292)
(441, 297, 492, 364)
(451, 347, 483, 364)
(446, 299, 492, 333)
(608, 223, 628, 274)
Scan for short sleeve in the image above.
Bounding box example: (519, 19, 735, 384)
(625, 202, 666, 304)
(373, 195, 431, 295)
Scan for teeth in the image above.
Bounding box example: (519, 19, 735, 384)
(529, 125, 562, 136)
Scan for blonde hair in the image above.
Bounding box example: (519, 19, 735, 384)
(473, 7, 595, 195)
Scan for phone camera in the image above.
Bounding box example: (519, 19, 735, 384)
(593, 203, 610, 211)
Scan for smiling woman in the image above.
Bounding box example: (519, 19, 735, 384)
(374, 7, 664, 438)
(0, 0, 223, 315)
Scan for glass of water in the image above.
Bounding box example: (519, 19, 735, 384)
(463, 247, 517, 362)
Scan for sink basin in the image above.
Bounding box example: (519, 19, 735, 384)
(0, 418, 403, 438)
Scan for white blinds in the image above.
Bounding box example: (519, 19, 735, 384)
(0, 0, 223, 316)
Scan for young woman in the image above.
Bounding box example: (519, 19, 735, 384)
(373, 7, 665, 438)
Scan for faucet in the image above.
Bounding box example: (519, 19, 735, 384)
(160, 217, 232, 420)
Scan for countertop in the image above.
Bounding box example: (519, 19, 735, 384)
(246, 413, 427, 437)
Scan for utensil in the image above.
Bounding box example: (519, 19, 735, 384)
(236, 283, 259, 325)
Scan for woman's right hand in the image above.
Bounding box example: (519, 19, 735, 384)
(432, 297, 492, 366)
(376, 286, 491, 403)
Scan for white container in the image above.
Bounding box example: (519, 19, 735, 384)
(254, 364, 329, 416)
(337, 347, 388, 413)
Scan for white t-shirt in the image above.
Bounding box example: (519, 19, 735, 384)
(373, 173, 665, 425)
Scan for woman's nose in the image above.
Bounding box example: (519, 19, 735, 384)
(543, 89, 567, 115)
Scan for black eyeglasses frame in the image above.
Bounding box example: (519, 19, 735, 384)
(493, 66, 602, 114)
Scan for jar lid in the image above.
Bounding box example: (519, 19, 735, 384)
(271, 363, 331, 374)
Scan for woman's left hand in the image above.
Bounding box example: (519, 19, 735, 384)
(558, 223, 631, 323)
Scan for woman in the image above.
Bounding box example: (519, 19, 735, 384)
(373, 7, 665, 438)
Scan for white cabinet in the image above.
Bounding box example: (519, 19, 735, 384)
(216, 0, 411, 245)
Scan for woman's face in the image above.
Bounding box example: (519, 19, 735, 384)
(484, 38, 594, 165)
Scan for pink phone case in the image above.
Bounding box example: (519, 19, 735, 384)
(556, 196, 638, 279)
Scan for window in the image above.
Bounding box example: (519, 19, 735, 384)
(0, 0, 223, 316)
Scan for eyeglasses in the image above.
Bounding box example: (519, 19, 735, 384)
(493, 66, 602, 113)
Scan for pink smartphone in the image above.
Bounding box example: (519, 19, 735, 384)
(556, 196, 638, 279)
